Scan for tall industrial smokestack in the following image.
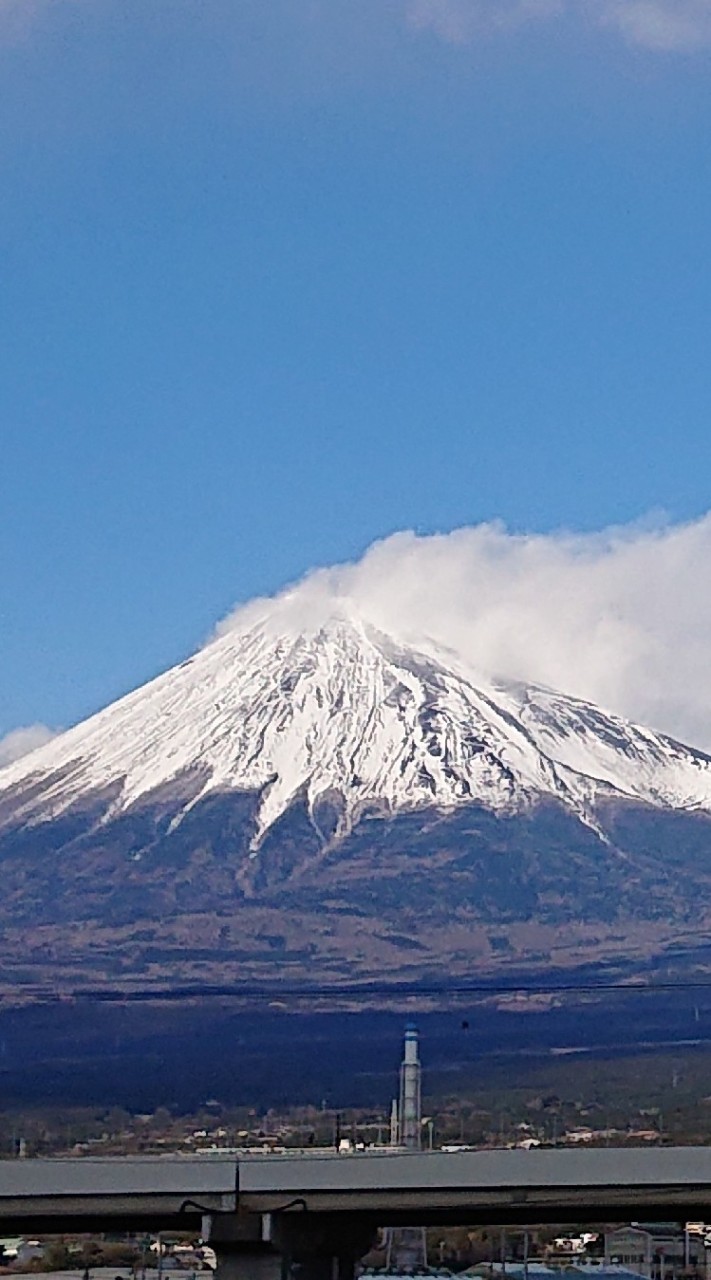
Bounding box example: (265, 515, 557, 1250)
(386, 1025, 427, 1269)
(398, 1022, 422, 1150)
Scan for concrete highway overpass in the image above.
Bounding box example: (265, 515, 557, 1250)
(2, 1148, 711, 1278)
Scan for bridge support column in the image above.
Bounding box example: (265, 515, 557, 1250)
(280, 1246, 356, 1280)
(204, 1211, 281, 1280)
(212, 1243, 281, 1280)
(270, 1213, 376, 1280)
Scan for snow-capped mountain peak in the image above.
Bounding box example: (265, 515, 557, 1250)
(3, 609, 711, 844)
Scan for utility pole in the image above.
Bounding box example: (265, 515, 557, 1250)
(389, 1099, 399, 1147)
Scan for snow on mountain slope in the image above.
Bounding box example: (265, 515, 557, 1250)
(2, 608, 711, 844)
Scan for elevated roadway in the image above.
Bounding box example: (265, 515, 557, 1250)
(238, 1145, 711, 1223)
(3, 1148, 711, 1278)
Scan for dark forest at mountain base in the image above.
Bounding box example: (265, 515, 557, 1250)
(0, 985, 710, 1113)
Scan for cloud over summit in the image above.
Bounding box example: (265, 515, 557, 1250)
(5, 0, 711, 55)
(221, 515, 711, 752)
(408, 0, 711, 51)
(0, 724, 57, 768)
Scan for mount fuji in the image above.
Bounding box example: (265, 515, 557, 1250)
(3, 606, 711, 994)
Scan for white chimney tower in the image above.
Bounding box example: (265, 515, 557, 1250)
(386, 1026, 428, 1269)
(398, 1022, 422, 1150)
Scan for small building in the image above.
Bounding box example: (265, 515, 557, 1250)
(604, 1227, 705, 1280)
(604, 1229, 654, 1277)
(0, 1236, 44, 1265)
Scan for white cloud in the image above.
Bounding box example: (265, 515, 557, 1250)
(407, 0, 711, 51)
(599, 1, 711, 52)
(0, 724, 58, 768)
(0, 0, 48, 39)
(0, 0, 90, 43)
(408, 0, 564, 43)
(220, 514, 711, 751)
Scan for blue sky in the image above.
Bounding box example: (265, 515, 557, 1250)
(3, 0, 711, 740)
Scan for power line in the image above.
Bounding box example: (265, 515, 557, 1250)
(22, 977, 711, 1004)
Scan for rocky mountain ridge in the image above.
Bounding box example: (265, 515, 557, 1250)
(4, 611, 711, 838)
(2, 609, 711, 994)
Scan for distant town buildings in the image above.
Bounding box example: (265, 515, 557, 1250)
(605, 1225, 709, 1280)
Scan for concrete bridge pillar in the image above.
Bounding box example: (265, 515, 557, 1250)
(205, 1209, 375, 1280)
(270, 1211, 376, 1280)
(205, 1210, 280, 1280)
(280, 1244, 362, 1280)
(213, 1243, 281, 1280)
(211, 1244, 358, 1280)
